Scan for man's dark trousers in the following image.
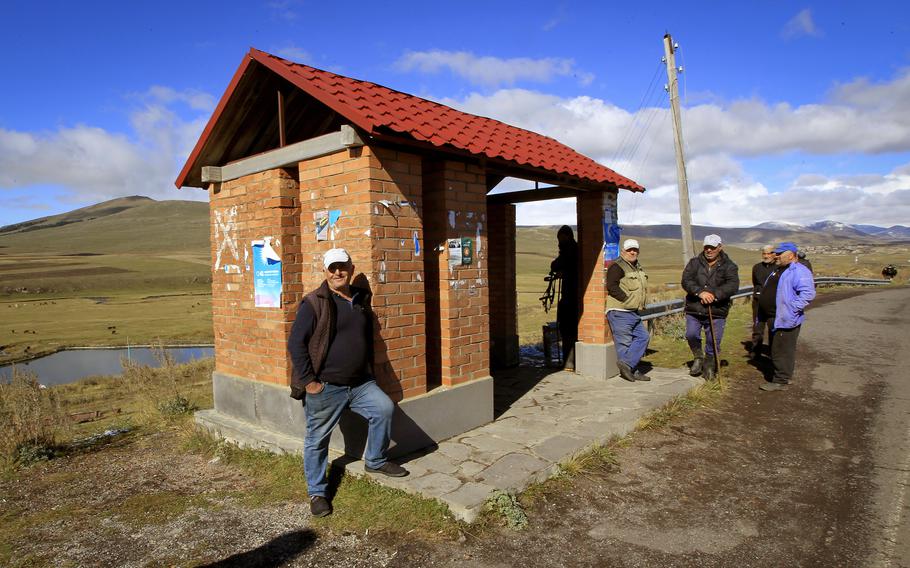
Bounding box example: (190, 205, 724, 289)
(751, 297, 771, 353)
(770, 325, 801, 384)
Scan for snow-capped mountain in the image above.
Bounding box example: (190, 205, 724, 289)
(753, 221, 806, 231)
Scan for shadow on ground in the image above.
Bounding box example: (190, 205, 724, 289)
(197, 529, 317, 568)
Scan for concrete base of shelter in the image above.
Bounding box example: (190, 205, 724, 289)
(574, 341, 619, 379)
(194, 371, 494, 459)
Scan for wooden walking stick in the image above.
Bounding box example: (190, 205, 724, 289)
(707, 304, 721, 377)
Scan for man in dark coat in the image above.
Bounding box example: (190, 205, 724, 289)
(750, 245, 777, 359)
(550, 225, 579, 370)
(288, 248, 408, 518)
(681, 234, 740, 380)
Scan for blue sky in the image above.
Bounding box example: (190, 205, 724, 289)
(2, 0, 909, 228)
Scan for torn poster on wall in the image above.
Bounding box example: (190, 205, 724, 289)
(314, 209, 342, 241)
(252, 238, 282, 308)
(328, 209, 341, 240)
(447, 238, 462, 268)
(314, 210, 329, 241)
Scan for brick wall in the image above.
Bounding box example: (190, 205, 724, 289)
(209, 168, 301, 384)
(422, 159, 490, 388)
(576, 191, 614, 344)
(296, 145, 427, 401)
(209, 147, 496, 400)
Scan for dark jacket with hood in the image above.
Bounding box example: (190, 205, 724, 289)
(287, 280, 373, 400)
(681, 251, 740, 318)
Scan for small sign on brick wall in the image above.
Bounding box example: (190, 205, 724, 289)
(252, 238, 282, 308)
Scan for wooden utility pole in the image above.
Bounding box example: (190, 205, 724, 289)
(663, 33, 695, 267)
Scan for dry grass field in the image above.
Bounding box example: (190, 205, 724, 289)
(516, 225, 909, 346)
(0, 198, 212, 365)
(1, 197, 906, 366)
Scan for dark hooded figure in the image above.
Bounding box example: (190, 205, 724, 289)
(550, 225, 579, 370)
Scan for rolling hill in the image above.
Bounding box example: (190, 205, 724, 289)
(0, 196, 209, 255)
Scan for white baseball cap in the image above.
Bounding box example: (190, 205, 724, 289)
(622, 239, 640, 251)
(703, 234, 722, 247)
(323, 248, 351, 269)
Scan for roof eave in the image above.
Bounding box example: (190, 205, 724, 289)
(174, 51, 257, 189)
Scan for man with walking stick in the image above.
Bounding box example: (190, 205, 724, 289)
(682, 234, 740, 380)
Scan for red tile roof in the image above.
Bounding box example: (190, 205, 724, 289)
(177, 49, 643, 192)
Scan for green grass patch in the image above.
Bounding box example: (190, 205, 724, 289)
(183, 428, 459, 538)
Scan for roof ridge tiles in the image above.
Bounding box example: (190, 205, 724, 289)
(175, 48, 644, 190)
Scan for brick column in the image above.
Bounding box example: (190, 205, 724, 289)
(487, 202, 518, 368)
(209, 168, 301, 385)
(297, 145, 427, 401)
(422, 159, 490, 388)
(574, 190, 618, 378)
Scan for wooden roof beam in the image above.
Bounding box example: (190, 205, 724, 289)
(486, 186, 582, 204)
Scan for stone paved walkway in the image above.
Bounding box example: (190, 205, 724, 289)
(343, 366, 703, 522)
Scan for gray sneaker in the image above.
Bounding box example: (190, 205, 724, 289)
(759, 382, 787, 392)
(365, 462, 409, 477)
(310, 495, 332, 517)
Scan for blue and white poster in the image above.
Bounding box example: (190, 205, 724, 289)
(252, 238, 282, 308)
(602, 193, 620, 266)
(604, 222, 621, 264)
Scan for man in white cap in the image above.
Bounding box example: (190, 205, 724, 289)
(606, 238, 651, 381)
(681, 234, 740, 379)
(288, 248, 408, 518)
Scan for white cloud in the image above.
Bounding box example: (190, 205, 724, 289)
(461, 69, 910, 227)
(0, 87, 209, 205)
(396, 50, 594, 88)
(268, 0, 302, 21)
(273, 44, 312, 63)
(782, 8, 822, 39)
(143, 86, 215, 111)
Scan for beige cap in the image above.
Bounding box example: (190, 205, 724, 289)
(622, 239, 640, 251)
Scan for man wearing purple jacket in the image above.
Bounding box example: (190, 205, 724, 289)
(758, 242, 816, 392)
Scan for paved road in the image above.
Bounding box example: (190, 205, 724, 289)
(803, 287, 910, 567)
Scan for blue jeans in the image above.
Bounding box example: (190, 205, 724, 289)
(304, 379, 394, 497)
(685, 314, 727, 356)
(607, 310, 650, 369)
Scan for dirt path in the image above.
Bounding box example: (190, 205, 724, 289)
(3, 287, 907, 567)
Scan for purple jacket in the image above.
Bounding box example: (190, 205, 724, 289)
(774, 261, 816, 330)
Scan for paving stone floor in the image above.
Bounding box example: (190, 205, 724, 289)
(342, 365, 703, 522)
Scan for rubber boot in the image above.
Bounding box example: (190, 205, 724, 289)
(703, 355, 717, 381)
(689, 350, 704, 377)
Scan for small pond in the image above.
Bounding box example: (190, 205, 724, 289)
(0, 346, 214, 387)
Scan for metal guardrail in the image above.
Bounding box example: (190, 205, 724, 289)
(638, 276, 891, 322)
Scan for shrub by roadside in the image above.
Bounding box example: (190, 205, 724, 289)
(0, 369, 72, 469)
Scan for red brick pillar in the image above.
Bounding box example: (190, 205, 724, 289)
(574, 190, 618, 377)
(487, 202, 518, 368)
(422, 160, 490, 388)
(209, 168, 301, 385)
(297, 145, 427, 401)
